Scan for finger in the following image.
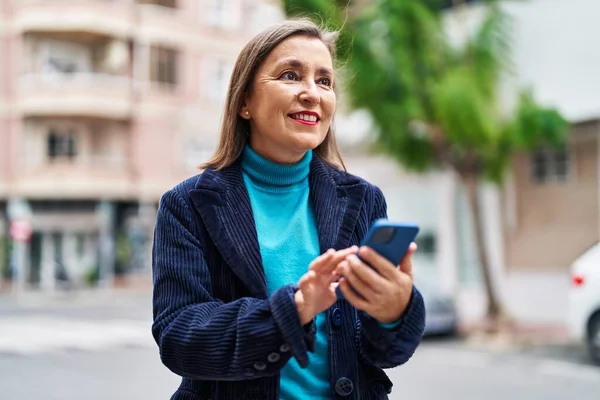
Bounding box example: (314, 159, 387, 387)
(298, 270, 319, 290)
(318, 246, 359, 274)
(338, 260, 377, 301)
(399, 243, 417, 278)
(338, 279, 370, 311)
(309, 249, 335, 272)
(329, 270, 342, 283)
(358, 246, 397, 280)
(331, 246, 359, 263)
(346, 254, 386, 292)
(328, 281, 340, 294)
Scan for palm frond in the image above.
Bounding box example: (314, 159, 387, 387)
(464, 4, 513, 97)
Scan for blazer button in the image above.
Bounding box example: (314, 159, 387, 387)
(267, 352, 280, 363)
(334, 377, 354, 396)
(243, 369, 255, 378)
(331, 308, 343, 327)
(279, 343, 290, 352)
(253, 361, 266, 371)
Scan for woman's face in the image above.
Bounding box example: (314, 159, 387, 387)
(242, 35, 336, 164)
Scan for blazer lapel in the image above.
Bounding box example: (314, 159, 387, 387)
(188, 164, 267, 299)
(309, 158, 367, 252)
(187, 157, 368, 299)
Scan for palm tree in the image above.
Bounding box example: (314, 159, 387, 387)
(284, 0, 568, 328)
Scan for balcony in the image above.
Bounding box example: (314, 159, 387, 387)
(134, 0, 189, 47)
(15, 154, 135, 200)
(136, 0, 178, 14)
(15, 116, 135, 199)
(12, 0, 134, 38)
(17, 73, 133, 119)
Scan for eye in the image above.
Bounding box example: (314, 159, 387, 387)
(280, 71, 299, 81)
(317, 77, 332, 87)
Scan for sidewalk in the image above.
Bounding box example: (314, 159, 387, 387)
(0, 284, 152, 311)
(0, 312, 153, 356)
(459, 319, 574, 352)
(0, 279, 155, 356)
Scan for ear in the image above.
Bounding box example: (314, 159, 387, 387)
(239, 92, 251, 119)
(239, 106, 250, 120)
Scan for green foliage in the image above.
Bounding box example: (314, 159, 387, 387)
(283, 0, 354, 61)
(283, 0, 569, 183)
(511, 90, 570, 149)
(433, 66, 499, 147)
(0, 234, 11, 280)
(115, 231, 131, 276)
(84, 265, 100, 286)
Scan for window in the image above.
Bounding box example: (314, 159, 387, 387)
(38, 39, 91, 76)
(43, 56, 78, 74)
(150, 46, 178, 86)
(415, 232, 436, 257)
(246, 2, 285, 35)
(76, 233, 86, 258)
(204, 59, 233, 101)
(182, 138, 214, 169)
(137, 0, 177, 8)
(530, 147, 571, 183)
(47, 129, 77, 161)
(206, 0, 240, 29)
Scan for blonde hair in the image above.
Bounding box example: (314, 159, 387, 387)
(201, 18, 345, 171)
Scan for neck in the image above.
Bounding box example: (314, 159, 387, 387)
(240, 144, 312, 188)
(248, 139, 307, 165)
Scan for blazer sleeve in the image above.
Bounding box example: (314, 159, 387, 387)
(151, 189, 316, 381)
(355, 185, 426, 369)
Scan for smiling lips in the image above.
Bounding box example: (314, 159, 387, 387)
(289, 112, 320, 126)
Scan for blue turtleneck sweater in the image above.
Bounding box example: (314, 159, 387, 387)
(241, 145, 330, 400)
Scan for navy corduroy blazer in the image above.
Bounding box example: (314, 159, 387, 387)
(152, 156, 426, 400)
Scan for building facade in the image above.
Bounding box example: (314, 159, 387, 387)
(0, 0, 284, 291)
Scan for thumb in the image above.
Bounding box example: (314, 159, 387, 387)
(399, 242, 417, 279)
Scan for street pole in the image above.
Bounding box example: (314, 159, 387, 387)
(7, 198, 33, 298)
(97, 200, 115, 290)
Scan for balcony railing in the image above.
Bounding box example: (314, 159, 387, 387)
(17, 0, 128, 5)
(19, 72, 131, 91)
(40, 153, 127, 166)
(13, 0, 134, 37)
(17, 73, 133, 119)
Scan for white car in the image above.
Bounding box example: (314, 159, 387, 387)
(567, 244, 600, 365)
(414, 273, 458, 337)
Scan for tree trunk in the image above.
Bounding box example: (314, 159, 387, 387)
(462, 175, 503, 327)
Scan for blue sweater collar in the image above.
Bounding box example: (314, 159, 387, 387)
(241, 145, 312, 187)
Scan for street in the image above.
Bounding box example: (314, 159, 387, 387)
(0, 292, 598, 400)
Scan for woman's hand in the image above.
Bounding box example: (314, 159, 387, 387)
(295, 246, 358, 325)
(335, 243, 417, 324)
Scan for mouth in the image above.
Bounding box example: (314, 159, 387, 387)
(288, 111, 320, 126)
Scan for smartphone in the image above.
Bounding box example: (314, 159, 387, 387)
(336, 219, 420, 299)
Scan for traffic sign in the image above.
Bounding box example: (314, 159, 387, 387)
(10, 219, 33, 242)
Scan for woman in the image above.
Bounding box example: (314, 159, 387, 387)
(152, 18, 425, 400)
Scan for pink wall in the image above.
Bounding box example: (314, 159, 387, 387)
(0, 118, 8, 181)
(0, 35, 7, 99)
(6, 33, 21, 97)
(1, 34, 19, 182)
(180, 50, 199, 103)
(6, 116, 22, 182)
(131, 117, 178, 181)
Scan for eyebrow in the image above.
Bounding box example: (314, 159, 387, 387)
(274, 58, 334, 76)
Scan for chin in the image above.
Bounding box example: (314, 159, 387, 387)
(291, 132, 327, 152)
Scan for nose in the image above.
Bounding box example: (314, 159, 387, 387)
(298, 81, 320, 106)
